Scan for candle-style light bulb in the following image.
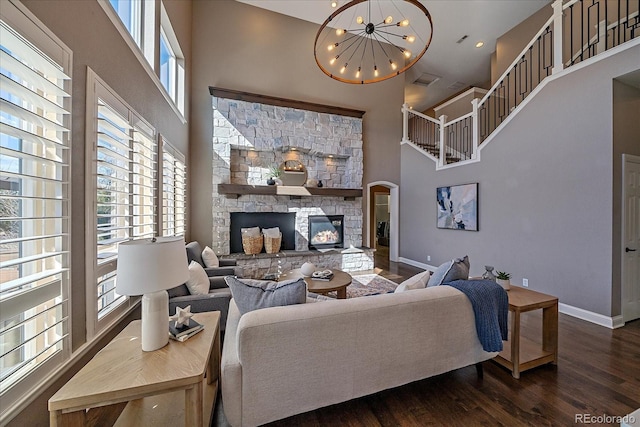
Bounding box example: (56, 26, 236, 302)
(404, 35, 416, 43)
(356, 67, 361, 78)
(403, 49, 411, 58)
(374, 65, 379, 77)
(328, 44, 334, 51)
(336, 28, 345, 36)
(330, 56, 338, 65)
(331, 0, 338, 8)
(384, 16, 393, 24)
(340, 64, 347, 74)
(389, 60, 397, 70)
(356, 16, 364, 25)
(399, 19, 410, 27)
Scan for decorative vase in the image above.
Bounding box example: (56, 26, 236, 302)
(482, 266, 496, 281)
(300, 262, 316, 277)
(267, 177, 275, 186)
(317, 180, 323, 188)
(496, 278, 511, 291)
(274, 178, 283, 186)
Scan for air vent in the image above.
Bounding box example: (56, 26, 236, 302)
(413, 72, 441, 87)
(456, 35, 469, 44)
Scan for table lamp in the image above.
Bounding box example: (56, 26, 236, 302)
(116, 236, 189, 351)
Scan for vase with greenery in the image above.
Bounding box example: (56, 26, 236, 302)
(496, 271, 511, 291)
(266, 165, 282, 185)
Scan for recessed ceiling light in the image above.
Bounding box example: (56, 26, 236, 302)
(475, 41, 484, 48)
(330, 0, 338, 8)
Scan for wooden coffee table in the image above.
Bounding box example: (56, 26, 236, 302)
(280, 268, 352, 299)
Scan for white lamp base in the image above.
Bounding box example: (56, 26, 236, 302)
(141, 290, 169, 351)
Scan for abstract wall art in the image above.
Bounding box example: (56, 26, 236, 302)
(436, 183, 478, 231)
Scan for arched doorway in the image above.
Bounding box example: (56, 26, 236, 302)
(366, 181, 399, 262)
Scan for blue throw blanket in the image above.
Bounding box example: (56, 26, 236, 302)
(445, 280, 508, 352)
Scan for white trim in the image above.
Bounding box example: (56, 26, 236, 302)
(401, 139, 439, 162)
(433, 87, 488, 113)
(366, 181, 399, 262)
(96, 0, 186, 124)
(621, 153, 640, 323)
(398, 257, 437, 271)
(404, 37, 640, 172)
(558, 303, 624, 329)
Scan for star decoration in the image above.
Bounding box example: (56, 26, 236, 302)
(170, 305, 194, 328)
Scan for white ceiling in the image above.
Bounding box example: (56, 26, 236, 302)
(236, 0, 551, 111)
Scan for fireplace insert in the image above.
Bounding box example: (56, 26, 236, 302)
(308, 215, 344, 250)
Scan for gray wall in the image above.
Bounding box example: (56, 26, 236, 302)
(612, 79, 640, 314)
(492, 2, 552, 85)
(189, 0, 404, 248)
(400, 43, 640, 317)
(8, 1, 192, 425)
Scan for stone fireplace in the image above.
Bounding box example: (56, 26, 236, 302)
(209, 88, 373, 277)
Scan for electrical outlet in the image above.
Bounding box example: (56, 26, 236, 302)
(522, 278, 529, 287)
(427, 255, 431, 262)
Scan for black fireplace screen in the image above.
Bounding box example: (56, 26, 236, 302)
(308, 215, 344, 250)
(230, 212, 296, 253)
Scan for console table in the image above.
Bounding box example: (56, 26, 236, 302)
(49, 312, 220, 426)
(494, 286, 558, 378)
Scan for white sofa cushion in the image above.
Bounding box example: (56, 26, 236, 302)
(201, 245, 219, 267)
(394, 270, 431, 293)
(186, 261, 209, 295)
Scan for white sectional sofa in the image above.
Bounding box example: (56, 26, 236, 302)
(221, 285, 498, 426)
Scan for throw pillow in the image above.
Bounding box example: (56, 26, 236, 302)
(427, 256, 470, 287)
(186, 261, 210, 295)
(225, 276, 307, 315)
(394, 270, 431, 293)
(201, 246, 219, 268)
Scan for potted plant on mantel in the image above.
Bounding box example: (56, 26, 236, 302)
(496, 271, 511, 291)
(266, 165, 282, 186)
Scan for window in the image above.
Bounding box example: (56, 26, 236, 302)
(159, 3, 185, 115)
(86, 69, 157, 336)
(0, 0, 71, 416)
(108, 0, 140, 45)
(102, 0, 155, 73)
(99, 0, 185, 122)
(161, 137, 186, 237)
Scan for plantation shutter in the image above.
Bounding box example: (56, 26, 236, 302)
(161, 140, 185, 237)
(0, 16, 71, 398)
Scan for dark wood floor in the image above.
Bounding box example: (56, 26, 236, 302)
(213, 251, 640, 426)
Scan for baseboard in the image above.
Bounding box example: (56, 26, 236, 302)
(398, 257, 437, 271)
(559, 303, 624, 329)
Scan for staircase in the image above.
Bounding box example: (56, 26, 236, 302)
(402, 0, 639, 169)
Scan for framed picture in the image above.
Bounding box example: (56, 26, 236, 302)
(436, 183, 478, 231)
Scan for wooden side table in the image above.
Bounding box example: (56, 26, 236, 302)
(493, 286, 558, 379)
(49, 312, 220, 426)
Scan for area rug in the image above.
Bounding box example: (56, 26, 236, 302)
(347, 274, 398, 298)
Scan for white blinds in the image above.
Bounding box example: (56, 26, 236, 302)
(161, 139, 185, 237)
(0, 17, 71, 398)
(91, 78, 157, 322)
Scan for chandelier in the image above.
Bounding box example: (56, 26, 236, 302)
(314, 0, 433, 84)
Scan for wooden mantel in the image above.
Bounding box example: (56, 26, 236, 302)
(217, 184, 362, 200)
(209, 87, 366, 118)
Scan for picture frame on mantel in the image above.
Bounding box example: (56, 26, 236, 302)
(436, 183, 478, 231)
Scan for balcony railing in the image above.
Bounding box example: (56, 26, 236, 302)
(402, 0, 639, 169)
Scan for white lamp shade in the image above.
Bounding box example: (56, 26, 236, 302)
(115, 237, 189, 296)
